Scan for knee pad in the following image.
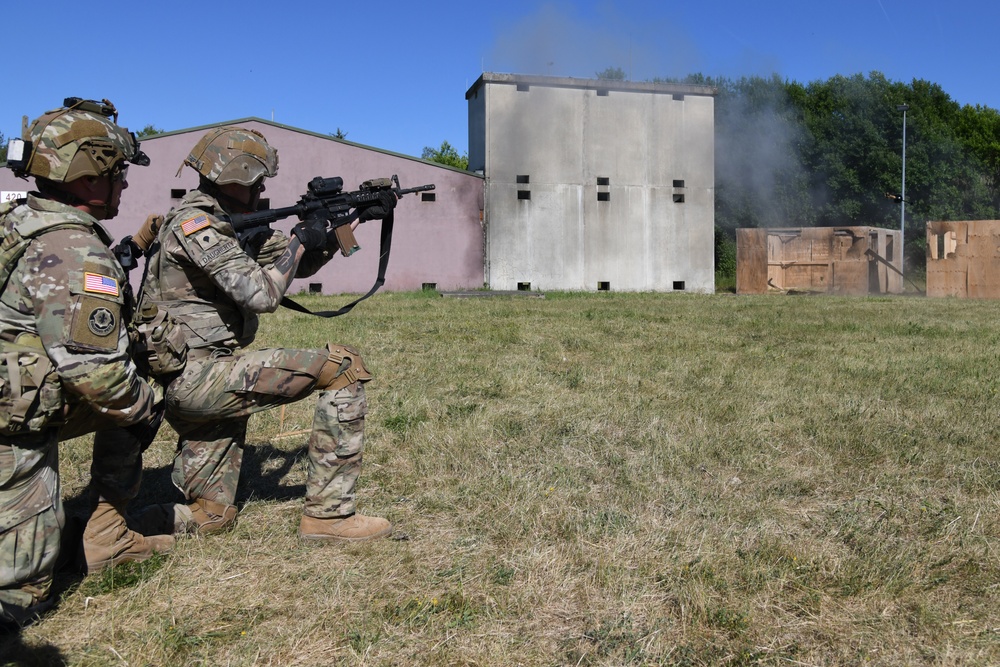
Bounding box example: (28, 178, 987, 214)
(316, 343, 372, 391)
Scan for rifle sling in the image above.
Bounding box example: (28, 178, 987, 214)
(280, 211, 394, 318)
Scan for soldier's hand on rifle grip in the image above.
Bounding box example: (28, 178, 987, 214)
(358, 190, 398, 223)
(291, 217, 328, 251)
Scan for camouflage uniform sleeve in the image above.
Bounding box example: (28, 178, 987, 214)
(25, 227, 156, 426)
(166, 210, 291, 313)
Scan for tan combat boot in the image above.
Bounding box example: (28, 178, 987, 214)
(298, 514, 392, 543)
(130, 498, 237, 536)
(83, 502, 174, 573)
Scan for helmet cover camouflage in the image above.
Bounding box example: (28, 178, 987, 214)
(19, 98, 148, 183)
(181, 127, 278, 186)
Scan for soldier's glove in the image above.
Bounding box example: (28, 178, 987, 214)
(251, 230, 291, 267)
(124, 400, 165, 452)
(133, 214, 163, 253)
(291, 217, 328, 252)
(357, 191, 397, 223)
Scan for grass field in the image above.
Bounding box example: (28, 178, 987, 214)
(2, 290, 999, 666)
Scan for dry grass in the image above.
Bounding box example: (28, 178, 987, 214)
(3, 291, 999, 666)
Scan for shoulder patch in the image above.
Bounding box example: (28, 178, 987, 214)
(83, 272, 120, 297)
(181, 214, 211, 236)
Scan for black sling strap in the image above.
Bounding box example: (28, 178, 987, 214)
(279, 211, 394, 318)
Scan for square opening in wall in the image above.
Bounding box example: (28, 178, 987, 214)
(673, 179, 685, 188)
(421, 192, 436, 202)
(517, 190, 531, 200)
(170, 189, 186, 198)
(673, 194, 685, 203)
(673, 94, 685, 101)
(597, 192, 610, 201)
(516, 175, 530, 184)
(596, 177, 610, 186)
(598, 281, 610, 291)
(309, 283, 322, 294)
(597, 89, 609, 97)
(517, 282, 531, 291)
(673, 281, 685, 291)
(517, 84, 530, 92)
(422, 283, 437, 291)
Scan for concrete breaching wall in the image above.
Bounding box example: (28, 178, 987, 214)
(737, 227, 902, 295)
(926, 220, 1000, 298)
(468, 73, 716, 293)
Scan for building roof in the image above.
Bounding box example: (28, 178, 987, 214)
(137, 116, 480, 178)
(465, 72, 717, 100)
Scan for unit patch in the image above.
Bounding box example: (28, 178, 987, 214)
(83, 272, 119, 297)
(70, 296, 121, 352)
(181, 214, 211, 236)
(88, 306, 117, 336)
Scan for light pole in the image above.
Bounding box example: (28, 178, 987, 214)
(897, 104, 909, 281)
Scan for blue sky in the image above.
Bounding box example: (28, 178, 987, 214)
(3, 1, 998, 160)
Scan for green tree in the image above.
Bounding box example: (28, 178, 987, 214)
(421, 141, 468, 170)
(595, 66, 627, 81)
(136, 124, 163, 138)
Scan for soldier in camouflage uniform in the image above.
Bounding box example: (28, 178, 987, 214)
(0, 99, 173, 627)
(133, 127, 395, 542)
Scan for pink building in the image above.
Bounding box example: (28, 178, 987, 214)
(1, 118, 485, 295)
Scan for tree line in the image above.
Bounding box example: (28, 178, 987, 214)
(693, 71, 1000, 273)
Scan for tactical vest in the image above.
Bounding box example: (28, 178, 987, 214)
(0, 200, 86, 434)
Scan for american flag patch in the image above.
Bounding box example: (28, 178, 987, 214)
(181, 214, 211, 236)
(84, 272, 119, 297)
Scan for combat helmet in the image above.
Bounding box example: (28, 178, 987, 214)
(180, 127, 278, 186)
(8, 97, 149, 182)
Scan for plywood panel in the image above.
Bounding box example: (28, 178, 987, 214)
(736, 228, 768, 294)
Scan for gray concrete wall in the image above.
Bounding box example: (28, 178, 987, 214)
(467, 74, 715, 292)
(1, 118, 485, 295)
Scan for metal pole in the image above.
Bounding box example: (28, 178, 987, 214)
(898, 104, 909, 282)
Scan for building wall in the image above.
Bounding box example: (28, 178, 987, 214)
(736, 226, 903, 295)
(467, 73, 716, 292)
(926, 220, 1000, 298)
(1, 118, 485, 295)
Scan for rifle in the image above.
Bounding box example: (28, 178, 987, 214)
(229, 174, 435, 257)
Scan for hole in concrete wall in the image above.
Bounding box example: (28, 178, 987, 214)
(598, 281, 610, 291)
(673, 179, 685, 187)
(517, 84, 530, 92)
(422, 283, 437, 291)
(517, 190, 531, 200)
(673, 194, 685, 203)
(673, 94, 685, 101)
(597, 176, 610, 186)
(517, 282, 531, 291)
(516, 175, 530, 184)
(170, 188, 186, 198)
(421, 192, 436, 202)
(309, 283, 322, 294)
(597, 89, 609, 97)
(673, 281, 685, 290)
(597, 192, 610, 201)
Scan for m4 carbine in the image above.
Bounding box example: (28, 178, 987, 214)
(229, 174, 434, 256)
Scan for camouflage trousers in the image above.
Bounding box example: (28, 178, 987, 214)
(164, 346, 369, 518)
(0, 405, 154, 622)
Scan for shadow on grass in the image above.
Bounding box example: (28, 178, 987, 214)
(121, 441, 309, 510)
(0, 631, 67, 666)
